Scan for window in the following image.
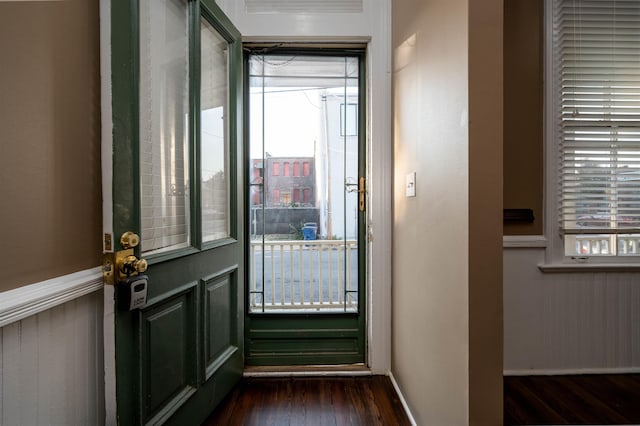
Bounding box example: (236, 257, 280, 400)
(293, 188, 300, 203)
(253, 160, 262, 179)
(549, 0, 640, 259)
(303, 161, 310, 176)
(273, 161, 280, 176)
(281, 192, 291, 205)
(284, 161, 290, 176)
(252, 189, 261, 206)
(293, 161, 300, 176)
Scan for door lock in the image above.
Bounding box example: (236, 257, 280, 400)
(103, 232, 148, 285)
(346, 177, 366, 212)
(120, 231, 140, 249)
(120, 254, 148, 277)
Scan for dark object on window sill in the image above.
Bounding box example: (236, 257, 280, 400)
(504, 208, 534, 223)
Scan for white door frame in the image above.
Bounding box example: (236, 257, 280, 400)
(214, 0, 393, 375)
(99, 0, 117, 424)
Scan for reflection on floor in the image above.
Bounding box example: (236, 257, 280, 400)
(504, 374, 640, 425)
(202, 375, 411, 426)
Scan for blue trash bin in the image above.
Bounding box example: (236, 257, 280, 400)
(302, 223, 317, 240)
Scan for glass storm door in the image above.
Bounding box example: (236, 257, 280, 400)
(244, 49, 367, 366)
(106, 1, 243, 424)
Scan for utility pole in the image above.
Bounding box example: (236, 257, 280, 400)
(322, 91, 333, 239)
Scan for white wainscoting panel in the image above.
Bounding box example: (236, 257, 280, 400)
(1, 289, 105, 425)
(504, 247, 640, 374)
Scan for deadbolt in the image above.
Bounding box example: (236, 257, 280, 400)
(120, 231, 140, 249)
(103, 232, 148, 285)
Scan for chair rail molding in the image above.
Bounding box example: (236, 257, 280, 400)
(0, 266, 103, 327)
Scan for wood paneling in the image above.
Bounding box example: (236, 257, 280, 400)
(204, 376, 411, 425)
(504, 248, 640, 372)
(0, 291, 104, 425)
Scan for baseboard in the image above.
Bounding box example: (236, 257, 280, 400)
(504, 367, 640, 376)
(0, 266, 103, 327)
(243, 365, 372, 377)
(388, 372, 417, 426)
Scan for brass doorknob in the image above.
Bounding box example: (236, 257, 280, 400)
(120, 255, 148, 277)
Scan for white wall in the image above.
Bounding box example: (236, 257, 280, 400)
(504, 246, 640, 374)
(1, 279, 105, 425)
(216, 0, 393, 373)
(392, 0, 471, 423)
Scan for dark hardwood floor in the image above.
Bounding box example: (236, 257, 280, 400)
(504, 374, 640, 425)
(202, 376, 411, 426)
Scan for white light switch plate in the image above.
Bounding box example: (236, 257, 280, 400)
(406, 172, 416, 197)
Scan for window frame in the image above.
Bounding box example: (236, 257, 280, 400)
(543, 0, 640, 269)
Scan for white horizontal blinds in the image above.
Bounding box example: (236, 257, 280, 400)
(139, 0, 191, 254)
(200, 19, 230, 243)
(558, 0, 640, 236)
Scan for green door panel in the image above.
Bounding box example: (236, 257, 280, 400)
(204, 268, 239, 378)
(141, 287, 198, 424)
(245, 314, 365, 366)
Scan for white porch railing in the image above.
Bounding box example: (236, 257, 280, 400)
(249, 239, 358, 312)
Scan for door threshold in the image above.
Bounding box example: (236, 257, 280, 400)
(243, 364, 372, 377)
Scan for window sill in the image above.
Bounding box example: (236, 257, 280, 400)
(538, 262, 640, 273)
(503, 235, 547, 248)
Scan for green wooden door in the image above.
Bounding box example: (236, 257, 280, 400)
(106, 1, 243, 424)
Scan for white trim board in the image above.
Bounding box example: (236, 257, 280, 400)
(388, 372, 417, 426)
(504, 367, 640, 376)
(0, 267, 103, 328)
(503, 235, 547, 248)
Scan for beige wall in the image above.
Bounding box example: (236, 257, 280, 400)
(503, 0, 543, 235)
(392, 0, 503, 423)
(0, 0, 102, 292)
(468, 0, 504, 423)
(392, 0, 470, 423)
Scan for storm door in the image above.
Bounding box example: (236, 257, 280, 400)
(244, 48, 367, 365)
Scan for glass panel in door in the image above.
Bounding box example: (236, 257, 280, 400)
(200, 18, 230, 243)
(248, 54, 361, 313)
(139, 0, 190, 255)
